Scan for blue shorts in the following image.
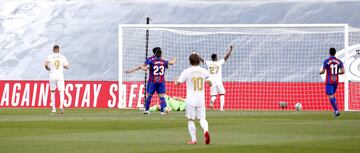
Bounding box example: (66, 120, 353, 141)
(325, 84, 338, 95)
(147, 82, 166, 95)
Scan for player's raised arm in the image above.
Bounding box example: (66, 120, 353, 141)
(125, 64, 144, 74)
(319, 60, 327, 75)
(339, 67, 345, 74)
(174, 77, 181, 86)
(224, 44, 233, 62)
(193, 52, 205, 63)
(338, 60, 345, 74)
(64, 65, 70, 69)
(126, 47, 159, 74)
(169, 57, 176, 65)
(63, 56, 70, 69)
(126, 58, 149, 73)
(205, 79, 212, 87)
(204, 72, 212, 87)
(175, 70, 186, 86)
(139, 64, 148, 71)
(126, 56, 151, 73)
(200, 57, 205, 63)
(44, 60, 50, 71)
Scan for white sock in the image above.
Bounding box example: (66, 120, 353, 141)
(188, 120, 197, 141)
(59, 91, 64, 110)
(51, 91, 56, 111)
(199, 119, 209, 132)
(210, 96, 216, 105)
(220, 95, 225, 110)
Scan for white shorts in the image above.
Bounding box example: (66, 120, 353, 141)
(49, 79, 65, 91)
(186, 104, 206, 120)
(210, 81, 225, 96)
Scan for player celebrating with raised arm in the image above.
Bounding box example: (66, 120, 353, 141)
(200, 44, 233, 111)
(319, 47, 344, 117)
(44, 45, 70, 114)
(175, 53, 212, 145)
(139, 48, 176, 115)
(125, 47, 159, 74)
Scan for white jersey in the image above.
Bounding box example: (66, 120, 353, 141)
(178, 66, 210, 106)
(205, 59, 225, 83)
(45, 53, 69, 80)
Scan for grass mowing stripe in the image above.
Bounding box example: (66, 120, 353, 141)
(0, 109, 359, 153)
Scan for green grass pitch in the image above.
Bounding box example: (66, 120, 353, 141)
(0, 109, 359, 153)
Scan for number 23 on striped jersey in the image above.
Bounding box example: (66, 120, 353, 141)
(153, 66, 165, 75)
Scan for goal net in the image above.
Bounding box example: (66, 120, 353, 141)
(119, 24, 360, 111)
(346, 44, 360, 111)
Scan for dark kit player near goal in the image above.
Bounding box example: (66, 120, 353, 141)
(126, 47, 176, 115)
(319, 47, 345, 117)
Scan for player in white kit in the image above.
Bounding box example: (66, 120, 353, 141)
(175, 53, 212, 145)
(44, 45, 70, 114)
(200, 45, 233, 111)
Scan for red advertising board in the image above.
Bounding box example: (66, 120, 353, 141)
(0, 80, 348, 110)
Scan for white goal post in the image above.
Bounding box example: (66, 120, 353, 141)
(118, 24, 355, 111)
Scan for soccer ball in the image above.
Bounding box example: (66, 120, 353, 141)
(295, 102, 302, 111)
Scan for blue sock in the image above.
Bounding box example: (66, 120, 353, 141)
(160, 97, 167, 112)
(145, 95, 153, 111)
(329, 97, 338, 112)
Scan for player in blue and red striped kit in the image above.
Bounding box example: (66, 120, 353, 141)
(139, 47, 176, 115)
(319, 48, 345, 117)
